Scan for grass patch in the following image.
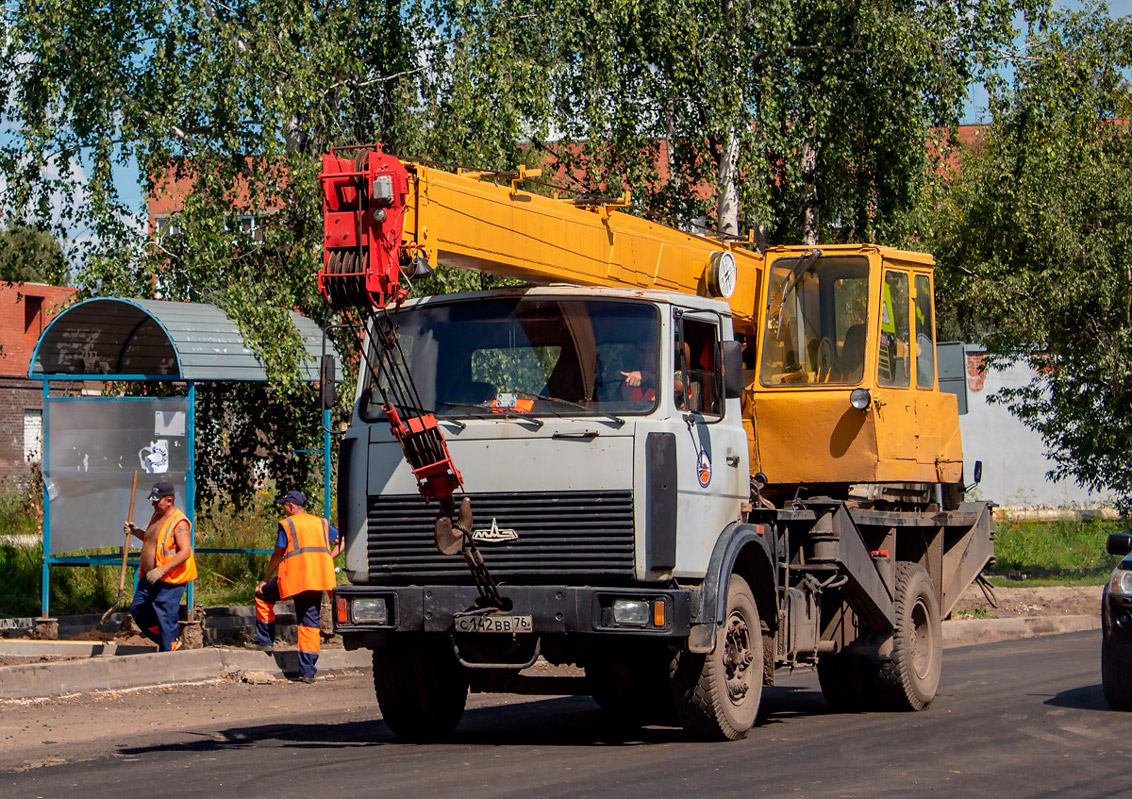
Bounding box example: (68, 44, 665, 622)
(988, 516, 1127, 587)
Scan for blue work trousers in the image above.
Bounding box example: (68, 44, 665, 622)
(130, 580, 185, 652)
(256, 578, 324, 679)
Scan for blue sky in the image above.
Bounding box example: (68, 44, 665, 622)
(963, 0, 1132, 123)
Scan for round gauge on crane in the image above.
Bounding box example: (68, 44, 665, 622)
(707, 251, 738, 299)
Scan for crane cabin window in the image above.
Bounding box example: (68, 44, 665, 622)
(359, 297, 660, 421)
(759, 255, 870, 386)
(878, 270, 911, 388)
(914, 274, 936, 390)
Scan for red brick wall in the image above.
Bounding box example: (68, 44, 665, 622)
(0, 283, 76, 488)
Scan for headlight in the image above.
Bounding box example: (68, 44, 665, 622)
(1109, 568, 1132, 597)
(351, 597, 390, 624)
(612, 599, 651, 626)
(850, 388, 871, 411)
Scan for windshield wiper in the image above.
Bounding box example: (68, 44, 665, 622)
(437, 402, 545, 429)
(773, 248, 823, 316)
(511, 391, 625, 428)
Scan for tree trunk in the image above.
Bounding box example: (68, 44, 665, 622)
(800, 137, 818, 246)
(716, 127, 740, 237)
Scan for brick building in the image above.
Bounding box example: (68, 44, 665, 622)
(0, 283, 76, 489)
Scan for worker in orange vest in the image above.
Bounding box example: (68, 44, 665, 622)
(253, 490, 340, 682)
(125, 480, 197, 652)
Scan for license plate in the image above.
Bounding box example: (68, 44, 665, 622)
(453, 614, 533, 633)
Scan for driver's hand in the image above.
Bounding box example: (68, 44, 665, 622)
(620, 370, 642, 388)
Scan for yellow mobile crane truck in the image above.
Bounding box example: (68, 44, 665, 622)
(321, 145, 991, 741)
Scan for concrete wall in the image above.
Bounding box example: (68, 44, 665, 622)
(959, 354, 1112, 508)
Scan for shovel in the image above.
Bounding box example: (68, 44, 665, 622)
(100, 470, 139, 626)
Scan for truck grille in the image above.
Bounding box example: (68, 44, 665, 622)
(366, 490, 635, 583)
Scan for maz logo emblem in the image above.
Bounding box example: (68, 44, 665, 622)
(470, 518, 519, 543)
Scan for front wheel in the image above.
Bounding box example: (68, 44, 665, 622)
(1102, 638, 1132, 710)
(372, 634, 468, 740)
(672, 574, 763, 740)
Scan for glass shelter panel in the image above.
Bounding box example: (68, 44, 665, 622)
(45, 397, 189, 555)
(760, 255, 870, 386)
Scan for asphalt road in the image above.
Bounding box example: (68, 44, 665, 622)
(4, 630, 1131, 799)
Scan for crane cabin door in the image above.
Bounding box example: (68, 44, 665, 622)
(873, 267, 918, 477)
(668, 308, 747, 579)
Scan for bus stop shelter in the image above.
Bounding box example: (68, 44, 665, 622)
(28, 297, 338, 617)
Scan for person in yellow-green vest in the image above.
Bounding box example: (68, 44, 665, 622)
(254, 490, 341, 682)
(125, 480, 197, 652)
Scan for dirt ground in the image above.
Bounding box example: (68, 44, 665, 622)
(950, 583, 1103, 619)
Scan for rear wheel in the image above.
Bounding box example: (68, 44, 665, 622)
(672, 574, 763, 740)
(1102, 638, 1132, 710)
(875, 562, 942, 711)
(372, 634, 468, 740)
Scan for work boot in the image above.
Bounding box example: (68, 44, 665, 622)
(246, 642, 274, 653)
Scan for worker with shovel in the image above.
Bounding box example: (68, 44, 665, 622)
(124, 480, 197, 652)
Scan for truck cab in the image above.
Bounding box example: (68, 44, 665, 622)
(336, 284, 746, 599)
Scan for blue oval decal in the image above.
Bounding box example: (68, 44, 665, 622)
(697, 449, 712, 488)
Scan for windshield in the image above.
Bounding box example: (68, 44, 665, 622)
(360, 297, 660, 419)
(759, 255, 870, 386)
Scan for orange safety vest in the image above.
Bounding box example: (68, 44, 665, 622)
(277, 513, 336, 598)
(155, 508, 197, 585)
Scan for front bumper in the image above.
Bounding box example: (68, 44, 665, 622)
(333, 584, 693, 641)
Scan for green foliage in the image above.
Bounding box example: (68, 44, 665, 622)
(930, 4, 1132, 511)
(193, 494, 279, 606)
(990, 516, 1125, 584)
(0, 223, 66, 284)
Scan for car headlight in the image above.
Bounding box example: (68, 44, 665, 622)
(612, 599, 651, 626)
(351, 597, 390, 624)
(1109, 568, 1132, 597)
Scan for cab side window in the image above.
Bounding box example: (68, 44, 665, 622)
(676, 317, 721, 415)
(877, 270, 910, 388)
(914, 274, 936, 389)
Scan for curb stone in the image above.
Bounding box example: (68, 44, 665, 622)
(942, 614, 1099, 647)
(0, 647, 371, 700)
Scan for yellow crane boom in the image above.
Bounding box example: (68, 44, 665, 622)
(319, 145, 762, 329)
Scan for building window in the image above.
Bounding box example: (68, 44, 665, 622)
(154, 215, 180, 246)
(23, 409, 42, 464)
(24, 295, 44, 334)
(234, 214, 266, 244)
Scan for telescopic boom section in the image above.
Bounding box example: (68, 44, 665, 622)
(318, 144, 764, 325)
(319, 145, 462, 510)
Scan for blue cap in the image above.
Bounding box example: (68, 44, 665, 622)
(277, 490, 307, 507)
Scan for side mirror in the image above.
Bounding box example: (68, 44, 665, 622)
(720, 341, 744, 399)
(320, 354, 339, 410)
(1108, 534, 1132, 557)
(965, 459, 983, 492)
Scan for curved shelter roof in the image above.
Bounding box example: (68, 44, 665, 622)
(28, 297, 336, 381)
